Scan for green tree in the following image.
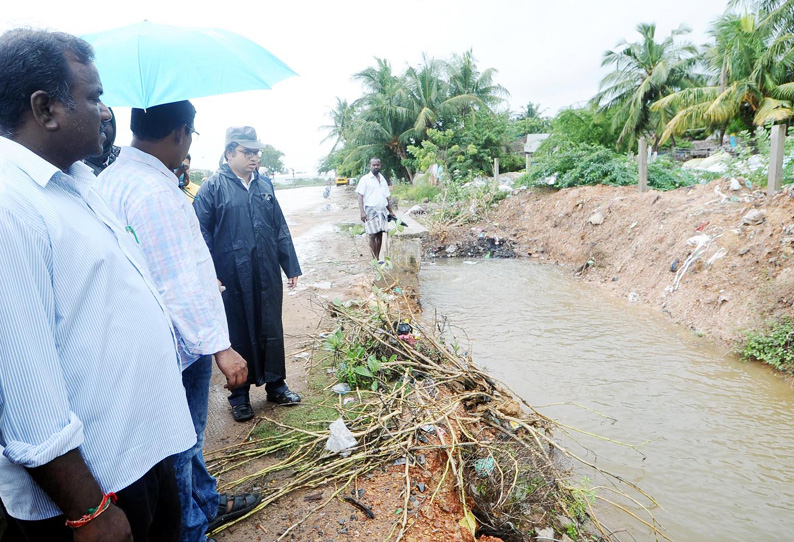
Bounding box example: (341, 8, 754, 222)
(259, 144, 285, 176)
(321, 98, 356, 153)
(593, 23, 699, 151)
(444, 49, 509, 119)
(655, 7, 794, 142)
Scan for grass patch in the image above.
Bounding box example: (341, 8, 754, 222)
(390, 182, 441, 203)
(251, 353, 340, 442)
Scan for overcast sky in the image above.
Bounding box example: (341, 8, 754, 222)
(2, 0, 731, 174)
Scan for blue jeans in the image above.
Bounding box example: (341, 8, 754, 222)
(173, 355, 220, 542)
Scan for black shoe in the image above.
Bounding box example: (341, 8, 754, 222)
(266, 387, 301, 405)
(231, 402, 254, 422)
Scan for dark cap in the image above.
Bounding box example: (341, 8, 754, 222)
(224, 126, 266, 150)
(130, 100, 196, 140)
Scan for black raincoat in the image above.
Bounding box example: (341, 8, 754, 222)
(194, 165, 301, 386)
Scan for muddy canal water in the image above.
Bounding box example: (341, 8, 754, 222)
(419, 259, 794, 542)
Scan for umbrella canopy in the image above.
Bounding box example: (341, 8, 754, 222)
(83, 21, 297, 109)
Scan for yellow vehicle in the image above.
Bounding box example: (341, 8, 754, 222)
(335, 176, 349, 186)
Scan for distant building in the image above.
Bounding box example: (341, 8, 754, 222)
(524, 134, 550, 170)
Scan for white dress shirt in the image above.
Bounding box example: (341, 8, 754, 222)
(0, 137, 195, 520)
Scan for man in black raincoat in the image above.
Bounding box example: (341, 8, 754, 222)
(194, 126, 302, 422)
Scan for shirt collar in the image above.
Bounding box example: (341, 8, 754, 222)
(117, 146, 180, 185)
(0, 136, 96, 187)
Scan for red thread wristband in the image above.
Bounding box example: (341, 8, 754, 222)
(65, 492, 118, 529)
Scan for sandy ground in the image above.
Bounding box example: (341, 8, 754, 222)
(429, 178, 794, 350)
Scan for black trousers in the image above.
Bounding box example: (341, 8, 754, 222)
(5, 457, 181, 542)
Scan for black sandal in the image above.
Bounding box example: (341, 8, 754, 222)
(231, 402, 254, 422)
(208, 493, 262, 530)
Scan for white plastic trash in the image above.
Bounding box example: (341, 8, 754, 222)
(325, 418, 357, 457)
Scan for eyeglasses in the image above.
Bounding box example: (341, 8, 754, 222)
(185, 125, 200, 136)
(236, 148, 261, 159)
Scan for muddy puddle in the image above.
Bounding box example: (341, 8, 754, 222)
(419, 258, 794, 542)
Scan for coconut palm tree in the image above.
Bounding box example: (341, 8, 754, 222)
(654, 9, 794, 142)
(593, 23, 700, 151)
(321, 98, 356, 153)
(444, 49, 509, 119)
(348, 58, 417, 180)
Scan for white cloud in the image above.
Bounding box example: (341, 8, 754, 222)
(1, 0, 729, 173)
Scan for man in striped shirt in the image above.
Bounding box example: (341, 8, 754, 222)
(0, 29, 195, 541)
(97, 102, 259, 542)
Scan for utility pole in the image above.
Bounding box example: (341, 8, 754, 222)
(768, 124, 786, 195)
(638, 137, 648, 192)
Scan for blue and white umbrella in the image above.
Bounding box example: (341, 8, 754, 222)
(83, 21, 297, 109)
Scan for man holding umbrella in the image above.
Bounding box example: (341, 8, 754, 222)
(194, 127, 302, 422)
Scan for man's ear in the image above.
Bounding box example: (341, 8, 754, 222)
(30, 91, 60, 131)
(174, 125, 186, 144)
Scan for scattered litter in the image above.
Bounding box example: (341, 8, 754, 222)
(670, 258, 679, 272)
(670, 234, 723, 291)
(420, 424, 436, 434)
(629, 221, 638, 230)
(729, 178, 742, 191)
(445, 244, 457, 254)
(707, 247, 727, 266)
(343, 397, 356, 405)
(416, 482, 426, 493)
(332, 383, 351, 395)
(406, 205, 425, 215)
(508, 420, 521, 431)
(474, 456, 495, 477)
(742, 209, 766, 225)
(294, 352, 310, 359)
(627, 292, 640, 303)
(463, 261, 478, 265)
(326, 367, 337, 374)
(325, 418, 357, 457)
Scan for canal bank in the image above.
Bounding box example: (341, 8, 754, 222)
(426, 178, 794, 365)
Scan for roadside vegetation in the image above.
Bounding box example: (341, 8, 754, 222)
(321, 0, 793, 197)
(741, 317, 794, 373)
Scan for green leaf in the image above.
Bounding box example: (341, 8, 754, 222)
(354, 366, 374, 378)
(368, 356, 382, 373)
(370, 380, 379, 391)
(459, 510, 477, 535)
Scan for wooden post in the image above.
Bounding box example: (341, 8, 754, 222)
(526, 153, 530, 172)
(768, 124, 786, 195)
(638, 137, 648, 193)
(493, 158, 499, 182)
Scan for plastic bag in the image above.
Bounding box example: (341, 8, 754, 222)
(325, 418, 357, 457)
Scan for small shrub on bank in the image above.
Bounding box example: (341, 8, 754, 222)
(390, 182, 441, 203)
(517, 137, 698, 191)
(741, 318, 794, 373)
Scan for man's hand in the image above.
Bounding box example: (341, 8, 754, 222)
(360, 211, 367, 223)
(217, 279, 226, 293)
(73, 504, 132, 542)
(287, 277, 299, 289)
(215, 348, 248, 390)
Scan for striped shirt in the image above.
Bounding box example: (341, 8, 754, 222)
(97, 147, 230, 369)
(0, 137, 195, 520)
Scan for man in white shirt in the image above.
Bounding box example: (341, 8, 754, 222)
(0, 28, 195, 541)
(96, 102, 258, 542)
(356, 157, 396, 262)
